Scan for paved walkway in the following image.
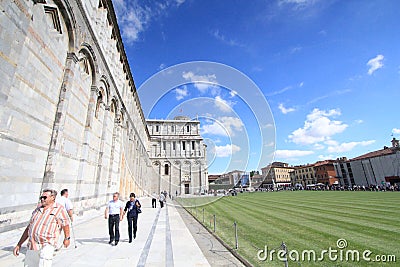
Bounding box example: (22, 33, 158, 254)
(0, 198, 245, 267)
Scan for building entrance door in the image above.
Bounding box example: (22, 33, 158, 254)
(184, 184, 189, 194)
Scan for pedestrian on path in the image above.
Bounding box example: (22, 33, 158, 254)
(13, 189, 71, 267)
(151, 192, 157, 208)
(57, 188, 74, 222)
(104, 192, 124, 246)
(159, 192, 165, 208)
(123, 193, 141, 243)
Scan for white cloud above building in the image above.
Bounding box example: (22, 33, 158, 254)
(367, 54, 384, 75)
(289, 108, 347, 145)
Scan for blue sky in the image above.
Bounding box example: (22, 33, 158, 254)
(113, 0, 400, 174)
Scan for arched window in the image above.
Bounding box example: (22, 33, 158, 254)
(164, 164, 169, 175)
(95, 91, 102, 119)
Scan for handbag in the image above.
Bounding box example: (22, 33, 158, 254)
(136, 200, 142, 213)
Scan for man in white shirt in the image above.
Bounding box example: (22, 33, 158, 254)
(104, 192, 124, 245)
(57, 188, 74, 222)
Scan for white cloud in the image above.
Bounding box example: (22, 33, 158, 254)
(175, 86, 188, 100)
(278, 103, 296, 114)
(392, 128, 400, 134)
(289, 108, 348, 145)
(326, 140, 375, 153)
(182, 71, 218, 93)
(113, 1, 152, 43)
(215, 96, 235, 112)
(290, 46, 302, 54)
(318, 154, 334, 160)
(264, 142, 275, 147)
(175, 0, 185, 6)
(355, 119, 363, 124)
(211, 29, 244, 47)
(215, 144, 241, 157)
(263, 123, 275, 128)
(266, 86, 292, 96)
(278, 0, 317, 10)
(114, 0, 184, 44)
(202, 116, 244, 137)
(367, 54, 384, 75)
(202, 123, 227, 136)
(275, 149, 314, 158)
(307, 89, 351, 105)
(313, 143, 325, 150)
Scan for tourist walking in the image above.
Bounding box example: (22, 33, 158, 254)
(159, 192, 165, 208)
(13, 189, 71, 266)
(123, 193, 141, 243)
(104, 192, 124, 245)
(57, 188, 74, 222)
(151, 192, 157, 208)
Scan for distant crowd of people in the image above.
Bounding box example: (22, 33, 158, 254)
(213, 183, 400, 196)
(255, 184, 400, 192)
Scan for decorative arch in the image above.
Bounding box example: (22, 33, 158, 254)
(99, 75, 110, 105)
(78, 43, 97, 83)
(41, 0, 77, 51)
(110, 98, 119, 120)
(95, 90, 101, 117)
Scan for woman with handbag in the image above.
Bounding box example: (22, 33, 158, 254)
(123, 193, 141, 243)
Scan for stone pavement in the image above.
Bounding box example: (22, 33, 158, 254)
(0, 197, 245, 267)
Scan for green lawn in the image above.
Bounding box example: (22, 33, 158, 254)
(178, 191, 400, 267)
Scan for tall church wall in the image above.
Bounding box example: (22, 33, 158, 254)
(0, 0, 155, 233)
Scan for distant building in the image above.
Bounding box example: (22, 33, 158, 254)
(147, 116, 208, 195)
(333, 157, 355, 187)
(314, 160, 338, 185)
(334, 138, 400, 187)
(291, 164, 316, 187)
(261, 162, 294, 188)
(214, 170, 243, 186)
(208, 174, 221, 184)
(250, 173, 264, 188)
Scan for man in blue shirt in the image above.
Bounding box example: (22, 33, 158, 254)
(104, 192, 124, 245)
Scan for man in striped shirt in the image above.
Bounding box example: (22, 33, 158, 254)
(13, 189, 70, 266)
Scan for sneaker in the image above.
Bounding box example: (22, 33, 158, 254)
(115, 241, 119, 246)
(108, 240, 113, 244)
(129, 239, 132, 243)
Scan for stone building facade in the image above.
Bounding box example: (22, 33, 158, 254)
(314, 160, 338, 185)
(147, 117, 208, 195)
(290, 164, 316, 187)
(334, 139, 400, 187)
(261, 162, 293, 188)
(0, 0, 162, 232)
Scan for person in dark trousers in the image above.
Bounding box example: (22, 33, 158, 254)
(159, 192, 165, 208)
(123, 193, 141, 243)
(104, 192, 124, 245)
(151, 192, 157, 208)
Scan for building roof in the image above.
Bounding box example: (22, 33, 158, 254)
(351, 147, 398, 161)
(314, 160, 336, 167)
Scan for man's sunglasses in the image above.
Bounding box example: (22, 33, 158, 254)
(39, 196, 49, 200)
